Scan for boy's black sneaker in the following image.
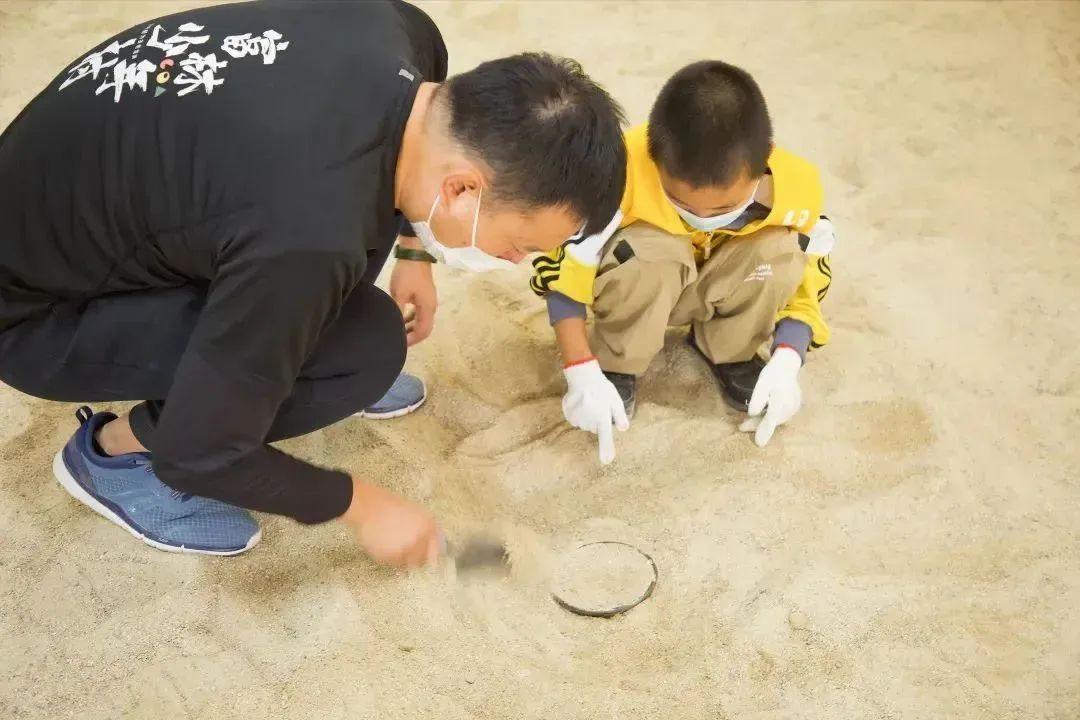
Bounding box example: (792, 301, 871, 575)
(602, 371, 637, 419)
(687, 330, 765, 410)
(708, 356, 765, 410)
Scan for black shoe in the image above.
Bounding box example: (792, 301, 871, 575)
(709, 356, 765, 410)
(602, 371, 637, 419)
(687, 330, 765, 410)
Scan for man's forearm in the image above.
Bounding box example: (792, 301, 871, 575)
(398, 234, 424, 250)
(142, 352, 354, 525)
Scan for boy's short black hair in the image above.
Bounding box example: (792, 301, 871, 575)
(441, 53, 626, 236)
(647, 60, 772, 188)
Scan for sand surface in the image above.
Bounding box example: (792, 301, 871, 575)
(552, 542, 657, 616)
(2, 1, 1079, 718)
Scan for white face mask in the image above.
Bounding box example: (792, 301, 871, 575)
(669, 181, 760, 232)
(411, 186, 516, 273)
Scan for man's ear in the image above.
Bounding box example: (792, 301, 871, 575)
(440, 168, 483, 207)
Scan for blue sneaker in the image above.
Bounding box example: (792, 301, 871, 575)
(52, 407, 262, 556)
(357, 372, 427, 419)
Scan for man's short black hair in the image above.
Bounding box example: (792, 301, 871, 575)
(647, 60, 772, 188)
(441, 53, 626, 236)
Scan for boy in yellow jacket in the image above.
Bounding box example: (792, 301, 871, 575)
(531, 60, 837, 463)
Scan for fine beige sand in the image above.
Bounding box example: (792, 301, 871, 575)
(552, 542, 658, 616)
(2, 1, 1079, 718)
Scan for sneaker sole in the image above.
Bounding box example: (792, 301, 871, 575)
(354, 384, 428, 420)
(52, 450, 261, 557)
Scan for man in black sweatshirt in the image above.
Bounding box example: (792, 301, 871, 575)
(0, 1, 626, 565)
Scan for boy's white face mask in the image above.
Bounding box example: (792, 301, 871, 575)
(669, 180, 760, 232)
(411, 186, 516, 273)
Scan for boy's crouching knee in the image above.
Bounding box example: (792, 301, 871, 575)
(596, 224, 695, 293)
(741, 227, 806, 294)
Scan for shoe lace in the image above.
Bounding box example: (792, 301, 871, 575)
(170, 488, 195, 502)
(137, 462, 193, 502)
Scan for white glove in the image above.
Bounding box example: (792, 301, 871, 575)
(739, 347, 802, 447)
(562, 359, 630, 465)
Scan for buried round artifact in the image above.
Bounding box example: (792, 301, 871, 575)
(551, 541, 657, 617)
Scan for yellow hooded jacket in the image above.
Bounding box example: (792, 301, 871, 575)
(530, 124, 834, 349)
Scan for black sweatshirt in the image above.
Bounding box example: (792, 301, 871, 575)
(0, 0, 448, 523)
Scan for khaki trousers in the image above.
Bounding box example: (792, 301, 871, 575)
(591, 223, 806, 375)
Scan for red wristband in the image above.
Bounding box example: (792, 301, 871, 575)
(563, 355, 596, 370)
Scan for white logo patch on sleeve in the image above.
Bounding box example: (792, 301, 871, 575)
(804, 217, 837, 256)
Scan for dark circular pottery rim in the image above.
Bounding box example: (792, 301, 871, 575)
(551, 541, 658, 618)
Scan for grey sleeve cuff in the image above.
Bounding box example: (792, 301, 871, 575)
(773, 318, 812, 364)
(546, 292, 588, 325)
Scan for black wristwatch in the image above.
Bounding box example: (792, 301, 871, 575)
(394, 245, 437, 263)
